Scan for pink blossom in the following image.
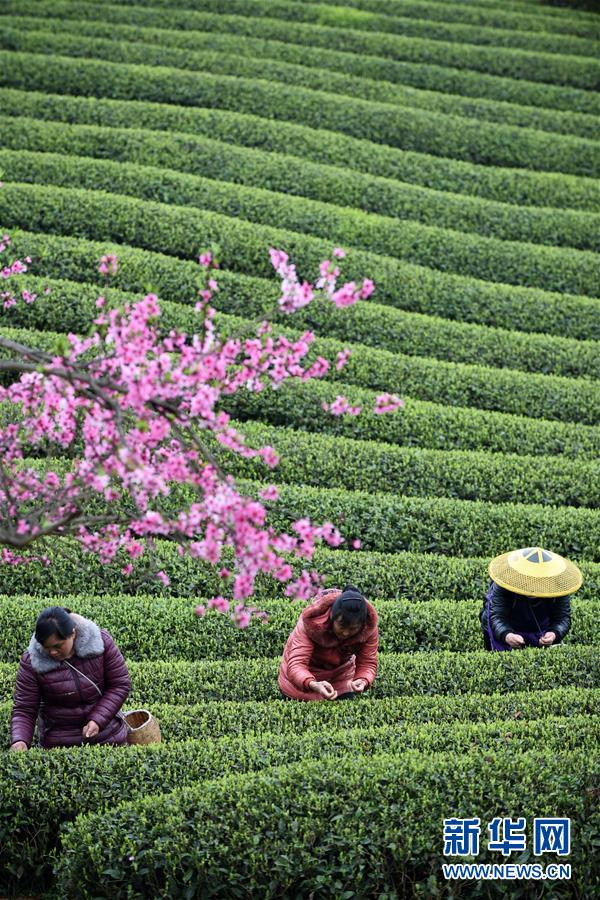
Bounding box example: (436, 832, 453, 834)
(269, 248, 289, 275)
(195, 605, 207, 618)
(235, 607, 252, 629)
(98, 253, 118, 276)
(126, 542, 144, 559)
(360, 279, 375, 299)
(285, 570, 324, 600)
(331, 282, 359, 308)
(259, 484, 279, 502)
(0, 236, 385, 627)
(336, 349, 351, 371)
(333, 247, 346, 259)
(208, 595, 230, 614)
(260, 446, 279, 468)
(323, 395, 362, 417)
(278, 279, 313, 314)
(374, 393, 404, 414)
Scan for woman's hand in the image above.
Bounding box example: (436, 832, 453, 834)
(82, 720, 100, 739)
(349, 678, 367, 693)
(309, 680, 337, 700)
(539, 631, 557, 646)
(9, 741, 28, 751)
(505, 633, 526, 649)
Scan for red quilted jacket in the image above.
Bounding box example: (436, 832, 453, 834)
(10, 614, 131, 749)
(278, 588, 379, 700)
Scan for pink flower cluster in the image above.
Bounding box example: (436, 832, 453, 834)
(321, 396, 362, 416)
(271, 246, 374, 314)
(374, 393, 404, 414)
(0, 240, 404, 626)
(1, 235, 34, 308)
(98, 253, 118, 276)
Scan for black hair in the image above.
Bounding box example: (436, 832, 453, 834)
(331, 585, 367, 627)
(35, 607, 75, 645)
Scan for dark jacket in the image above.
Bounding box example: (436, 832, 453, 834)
(10, 614, 131, 749)
(481, 582, 571, 644)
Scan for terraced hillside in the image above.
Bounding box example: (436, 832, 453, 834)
(0, 0, 599, 896)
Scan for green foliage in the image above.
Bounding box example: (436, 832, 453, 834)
(2, 594, 597, 663)
(8, 271, 600, 383)
(1, 686, 598, 745)
(4, 0, 600, 98)
(53, 749, 600, 898)
(214, 419, 600, 507)
(3, 147, 600, 297)
(223, 375, 600, 457)
(2, 646, 598, 705)
(2, 20, 599, 136)
(1, 7, 598, 898)
(5, 312, 600, 433)
(1, 718, 598, 894)
(5, 189, 600, 348)
(3, 87, 599, 211)
(4, 119, 600, 251)
(2, 536, 600, 602)
(1, 50, 598, 179)
(4, 439, 600, 558)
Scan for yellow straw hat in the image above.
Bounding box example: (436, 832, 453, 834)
(489, 547, 583, 598)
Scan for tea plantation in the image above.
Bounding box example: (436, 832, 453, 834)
(0, 0, 599, 897)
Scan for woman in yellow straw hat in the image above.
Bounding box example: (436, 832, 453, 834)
(480, 547, 582, 652)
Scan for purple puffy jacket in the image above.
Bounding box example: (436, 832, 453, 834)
(10, 614, 131, 749)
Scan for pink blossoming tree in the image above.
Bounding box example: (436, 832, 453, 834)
(0, 235, 402, 625)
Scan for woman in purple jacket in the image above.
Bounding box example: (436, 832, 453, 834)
(10, 606, 131, 751)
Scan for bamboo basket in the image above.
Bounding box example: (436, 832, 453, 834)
(122, 709, 161, 745)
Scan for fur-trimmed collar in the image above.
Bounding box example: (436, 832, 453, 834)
(301, 588, 378, 647)
(27, 613, 104, 673)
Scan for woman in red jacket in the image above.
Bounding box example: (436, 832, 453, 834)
(279, 585, 378, 701)
(9, 606, 131, 751)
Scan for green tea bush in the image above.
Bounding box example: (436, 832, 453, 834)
(220, 376, 600, 458)
(5, 1, 600, 109)
(9, 228, 600, 342)
(5, 188, 600, 348)
(290, 0, 600, 38)
(5, 118, 600, 249)
(1, 535, 599, 603)
(53, 749, 600, 898)
(1, 687, 598, 745)
(8, 272, 600, 382)
(2, 719, 597, 894)
(5, 0, 600, 91)
(215, 420, 600, 507)
(5, 317, 600, 433)
(2, 646, 598, 704)
(2, 594, 596, 662)
(3, 88, 599, 209)
(4, 444, 600, 559)
(2, 23, 599, 136)
(4, 147, 600, 301)
(2, 52, 598, 176)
